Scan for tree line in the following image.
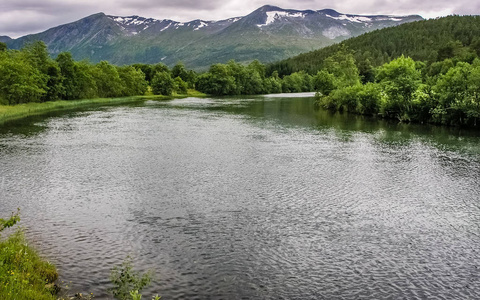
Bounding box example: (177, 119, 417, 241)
(196, 60, 314, 95)
(313, 48, 480, 127)
(0, 40, 317, 105)
(0, 41, 196, 105)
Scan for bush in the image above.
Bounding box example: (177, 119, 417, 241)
(109, 257, 153, 300)
(0, 210, 58, 300)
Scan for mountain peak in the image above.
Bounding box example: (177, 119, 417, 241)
(257, 5, 283, 12)
(0, 36, 12, 43)
(318, 9, 341, 17)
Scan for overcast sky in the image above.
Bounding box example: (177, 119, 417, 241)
(1, 0, 479, 38)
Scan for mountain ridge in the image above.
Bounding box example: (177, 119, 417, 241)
(3, 5, 423, 69)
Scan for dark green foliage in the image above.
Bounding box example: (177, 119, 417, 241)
(0, 42, 150, 104)
(196, 64, 236, 95)
(432, 60, 480, 126)
(0, 50, 47, 105)
(117, 66, 148, 96)
(313, 70, 336, 96)
(315, 52, 480, 127)
(376, 56, 422, 120)
(195, 60, 314, 95)
(92, 61, 124, 98)
(151, 71, 175, 96)
(172, 63, 188, 81)
(174, 77, 188, 94)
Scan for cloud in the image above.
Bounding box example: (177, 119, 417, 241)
(0, 0, 478, 38)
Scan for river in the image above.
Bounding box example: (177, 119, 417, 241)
(1, 93, 480, 299)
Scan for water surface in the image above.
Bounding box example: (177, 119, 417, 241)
(1, 94, 480, 299)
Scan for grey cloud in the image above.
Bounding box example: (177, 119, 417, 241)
(117, 0, 222, 10)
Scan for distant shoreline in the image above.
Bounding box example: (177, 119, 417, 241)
(0, 91, 205, 125)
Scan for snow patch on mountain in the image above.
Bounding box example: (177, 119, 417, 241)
(160, 22, 172, 32)
(257, 11, 306, 27)
(110, 15, 161, 35)
(326, 14, 372, 23)
(194, 21, 209, 30)
(322, 26, 351, 39)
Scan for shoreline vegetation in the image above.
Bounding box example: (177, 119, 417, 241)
(0, 210, 58, 300)
(1, 211, 158, 300)
(0, 89, 205, 125)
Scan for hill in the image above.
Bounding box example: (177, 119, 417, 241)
(267, 15, 480, 76)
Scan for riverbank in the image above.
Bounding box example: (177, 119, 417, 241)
(0, 90, 206, 125)
(0, 230, 58, 300)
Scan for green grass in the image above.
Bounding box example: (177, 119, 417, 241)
(0, 90, 206, 125)
(0, 230, 58, 300)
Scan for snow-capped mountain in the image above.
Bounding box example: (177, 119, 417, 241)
(3, 5, 422, 69)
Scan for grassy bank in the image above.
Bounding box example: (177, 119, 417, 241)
(0, 89, 206, 125)
(0, 230, 58, 300)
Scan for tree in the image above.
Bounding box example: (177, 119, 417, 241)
(0, 52, 47, 104)
(171, 62, 188, 81)
(196, 64, 236, 95)
(433, 61, 480, 126)
(92, 61, 124, 98)
(174, 76, 188, 94)
(151, 71, 175, 96)
(376, 56, 422, 120)
(322, 48, 360, 88)
(56, 52, 77, 100)
(313, 70, 336, 95)
(118, 66, 148, 96)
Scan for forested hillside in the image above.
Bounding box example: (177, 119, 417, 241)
(267, 15, 480, 76)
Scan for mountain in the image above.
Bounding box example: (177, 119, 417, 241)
(3, 5, 423, 69)
(0, 36, 11, 43)
(267, 15, 480, 76)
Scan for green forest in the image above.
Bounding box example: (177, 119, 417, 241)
(0, 41, 196, 105)
(1, 15, 480, 127)
(267, 15, 480, 76)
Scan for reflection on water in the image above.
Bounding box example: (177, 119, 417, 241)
(1, 94, 480, 299)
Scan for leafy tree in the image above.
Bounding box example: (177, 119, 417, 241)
(118, 66, 148, 96)
(171, 62, 188, 81)
(151, 71, 175, 96)
(313, 70, 336, 95)
(56, 52, 78, 100)
(174, 76, 188, 94)
(44, 63, 64, 101)
(0, 51, 47, 104)
(72, 61, 98, 99)
(323, 49, 361, 88)
(433, 61, 480, 125)
(196, 64, 236, 95)
(376, 56, 422, 120)
(92, 61, 124, 98)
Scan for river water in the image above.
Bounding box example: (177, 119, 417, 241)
(1, 94, 480, 299)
